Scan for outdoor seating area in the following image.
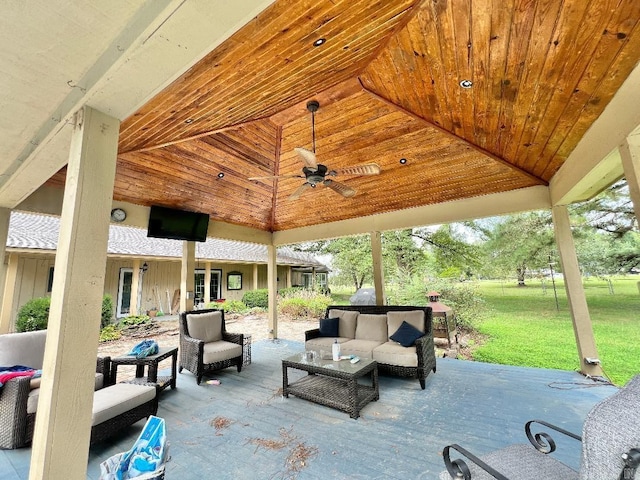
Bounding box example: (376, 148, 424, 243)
(0, 339, 621, 479)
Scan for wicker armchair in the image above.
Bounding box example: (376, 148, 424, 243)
(440, 374, 640, 479)
(178, 309, 244, 385)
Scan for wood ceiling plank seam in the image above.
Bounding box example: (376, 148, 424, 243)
(198, 133, 274, 169)
(127, 1, 414, 151)
(412, 5, 457, 130)
(120, 118, 273, 155)
(450, 0, 476, 140)
(538, 1, 640, 178)
(469, 0, 495, 150)
(523, 0, 620, 176)
(269, 125, 282, 232)
(510, 0, 600, 172)
(500, 0, 565, 168)
(492, 0, 538, 157)
(482, 0, 515, 154)
(360, 80, 546, 185)
(392, 32, 427, 127)
(232, 121, 279, 158)
(174, 141, 275, 193)
(117, 0, 331, 149)
(431, 0, 467, 138)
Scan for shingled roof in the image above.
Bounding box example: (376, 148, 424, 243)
(7, 212, 326, 269)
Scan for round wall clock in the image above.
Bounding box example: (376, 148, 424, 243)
(110, 208, 127, 222)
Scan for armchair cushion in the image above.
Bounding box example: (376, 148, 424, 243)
(319, 317, 339, 337)
(390, 321, 425, 347)
(202, 341, 243, 364)
(186, 310, 222, 343)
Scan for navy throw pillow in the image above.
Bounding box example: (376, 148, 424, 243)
(390, 321, 424, 347)
(319, 317, 339, 337)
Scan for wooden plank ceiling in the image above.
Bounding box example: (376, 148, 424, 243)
(48, 0, 640, 233)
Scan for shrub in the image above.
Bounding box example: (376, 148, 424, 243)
(277, 289, 331, 318)
(16, 297, 51, 332)
(242, 289, 268, 308)
(99, 324, 121, 342)
(101, 294, 114, 328)
(119, 314, 152, 328)
(219, 300, 248, 314)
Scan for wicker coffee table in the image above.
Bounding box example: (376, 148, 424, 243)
(282, 353, 379, 419)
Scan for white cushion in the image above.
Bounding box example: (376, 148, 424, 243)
(202, 340, 242, 364)
(186, 311, 222, 343)
(373, 342, 418, 367)
(340, 339, 383, 358)
(0, 330, 47, 369)
(327, 309, 358, 339)
(91, 383, 156, 426)
(27, 373, 107, 414)
(387, 310, 425, 338)
(305, 337, 351, 354)
(355, 314, 388, 342)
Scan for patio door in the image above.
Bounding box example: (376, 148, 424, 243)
(194, 269, 222, 305)
(117, 268, 143, 318)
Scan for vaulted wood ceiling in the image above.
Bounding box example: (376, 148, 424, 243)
(47, 0, 640, 233)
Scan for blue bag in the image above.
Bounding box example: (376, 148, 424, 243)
(127, 340, 159, 359)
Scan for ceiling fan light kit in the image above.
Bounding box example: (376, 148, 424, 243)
(248, 99, 380, 200)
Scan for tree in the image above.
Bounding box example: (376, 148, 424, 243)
(571, 180, 637, 236)
(475, 212, 556, 285)
(320, 235, 373, 291)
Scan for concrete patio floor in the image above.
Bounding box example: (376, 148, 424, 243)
(1, 339, 618, 479)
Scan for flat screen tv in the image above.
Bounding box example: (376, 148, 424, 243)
(147, 205, 209, 242)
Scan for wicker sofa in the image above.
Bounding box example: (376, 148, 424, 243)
(0, 329, 157, 449)
(305, 305, 436, 389)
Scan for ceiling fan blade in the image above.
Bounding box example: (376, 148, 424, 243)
(248, 174, 302, 181)
(330, 163, 381, 176)
(324, 179, 356, 198)
(289, 182, 312, 200)
(294, 147, 318, 170)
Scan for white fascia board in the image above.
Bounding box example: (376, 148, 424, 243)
(272, 185, 551, 246)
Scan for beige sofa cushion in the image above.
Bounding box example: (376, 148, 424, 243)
(340, 339, 383, 359)
(327, 309, 358, 339)
(0, 329, 47, 369)
(92, 383, 156, 426)
(27, 373, 106, 414)
(305, 336, 351, 355)
(387, 310, 425, 338)
(355, 314, 388, 342)
(187, 311, 223, 343)
(373, 342, 418, 367)
(202, 340, 242, 364)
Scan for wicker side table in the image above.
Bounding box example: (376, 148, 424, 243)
(110, 346, 178, 392)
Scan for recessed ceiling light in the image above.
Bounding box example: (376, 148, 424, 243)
(313, 38, 326, 47)
(399, 158, 408, 164)
(185, 118, 194, 124)
(459, 80, 473, 88)
(217, 172, 224, 179)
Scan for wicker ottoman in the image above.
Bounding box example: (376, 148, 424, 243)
(90, 383, 158, 444)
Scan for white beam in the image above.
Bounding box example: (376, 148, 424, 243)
(551, 205, 603, 377)
(273, 186, 551, 245)
(180, 241, 195, 313)
(620, 133, 640, 226)
(0, 253, 18, 334)
(550, 60, 640, 205)
(30, 107, 119, 479)
(370, 232, 385, 306)
(267, 245, 278, 339)
(0, 208, 11, 332)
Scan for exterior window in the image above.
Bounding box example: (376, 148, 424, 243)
(47, 267, 54, 292)
(227, 272, 242, 290)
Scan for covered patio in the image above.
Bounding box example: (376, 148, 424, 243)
(1, 339, 618, 479)
(1, 1, 639, 478)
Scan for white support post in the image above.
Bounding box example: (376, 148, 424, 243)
(0, 208, 10, 332)
(0, 252, 18, 334)
(286, 266, 292, 288)
(253, 263, 259, 289)
(204, 262, 211, 304)
(620, 135, 640, 227)
(29, 107, 119, 480)
(130, 258, 141, 315)
(267, 244, 277, 339)
(371, 231, 385, 306)
(551, 205, 603, 377)
(180, 241, 196, 312)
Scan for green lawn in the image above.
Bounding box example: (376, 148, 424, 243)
(473, 277, 640, 385)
